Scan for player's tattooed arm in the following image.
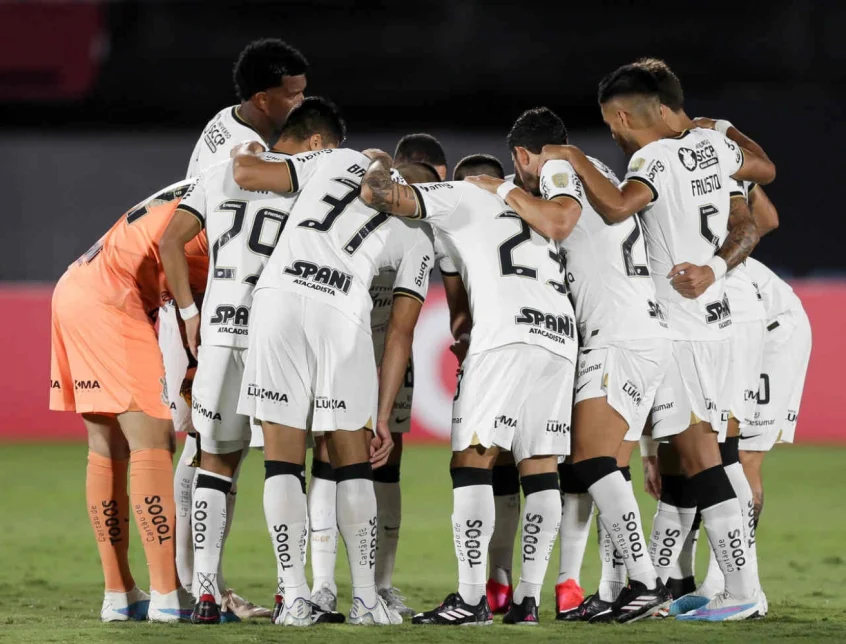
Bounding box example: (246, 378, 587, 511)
(232, 153, 294, 193)
(360, 157, 420, 217)
(540, 145, 651, 223)
(749, 185, 779, 236)
(718, 195, 760, 270)
(464, 175, 580, 241)
(160, 209, 204, 357)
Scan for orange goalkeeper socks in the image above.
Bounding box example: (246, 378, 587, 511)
(86, 452, 136, 592)
(130, 448, 179, 594)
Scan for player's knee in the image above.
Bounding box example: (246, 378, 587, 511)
(571, 455, 618, 490)
(558, 460, 588, 495)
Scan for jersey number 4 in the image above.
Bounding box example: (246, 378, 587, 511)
(213, 200, 288, 285)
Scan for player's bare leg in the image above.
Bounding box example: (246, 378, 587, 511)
(308, 435, 338, 612)
(412, 445, 498, 626)
(374, 433, 414, 616)
(670, 421, 760, 621)
(326, 428, 401, 625)
(503, 454, 562, 625)
(117, 410, 192, 622)
(190, 446, 245, 624)
(487, 450, 520, 614)
(555, 456, 593, 620)
(83, 414, 149, 622)
(569, 398, 666, 623)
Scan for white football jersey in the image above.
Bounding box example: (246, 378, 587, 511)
(723, 179, 767, 324)
(370, 233, 455, 353)
(411, 180, 577, 363)
(744, 257, 804, 321)
(544, 157, 668, 347)
(625, 128, 745, 340)
(178, 153, 297, 348)
(257, 148, 436, 331)
(186, 106, 264, 179)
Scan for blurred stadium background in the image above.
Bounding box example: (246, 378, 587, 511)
(1, 0, 844, 443)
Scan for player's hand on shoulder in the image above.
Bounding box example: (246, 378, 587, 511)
(230, 140, 266, 158)
(463, 175, 503, 194)
(692, 117, 717, 130)
(362, 148, 393, 167)
(668, 262, 716, 299)
(539, 144, 575, 166)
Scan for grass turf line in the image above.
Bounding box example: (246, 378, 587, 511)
(0, 443, 844, 643)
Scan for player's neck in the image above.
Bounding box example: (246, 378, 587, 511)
(635, 121, 678, 148)
(272, 137, 309, 156)
(236, 102, 275, 144)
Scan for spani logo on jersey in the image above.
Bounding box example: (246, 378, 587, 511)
(514, 307, 576, 345)
(210, 305, 250, 336)
(705, 292, 732, 328)
(647, 300, 668, 327)
(284, 260, 353, 296)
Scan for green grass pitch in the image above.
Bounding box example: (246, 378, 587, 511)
(0, 442, 844, 643)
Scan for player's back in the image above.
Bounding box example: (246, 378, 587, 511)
(558, 156, 667, 346)
(68, 180, 208, 320)
(259, 148, 434, 331)
(180, 154, 297, 347)
(186, 106, 263, 178)
(627, 128, 745, 339)
(412, 181, 577, 362)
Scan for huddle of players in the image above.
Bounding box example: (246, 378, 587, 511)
(48, 37, 811, 627)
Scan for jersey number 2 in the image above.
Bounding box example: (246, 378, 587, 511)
(213, 200, 288, 285)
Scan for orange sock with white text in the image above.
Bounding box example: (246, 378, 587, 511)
(130, 449, 179, 594)
(87, 452, 135, 592)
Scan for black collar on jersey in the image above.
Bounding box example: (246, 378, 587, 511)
(671, 129, 692, 140)
(231, 106, 264, 138)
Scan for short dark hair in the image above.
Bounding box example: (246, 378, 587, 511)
(597, 64, 661, 105)
(633, 57, 684, 112)
(394, 133, 447, 169)
(453, 154, 505, 181)
(233, 39, 308, 101)
(506, 108, 568, 154)
(396, 162, 440, 184)
(279, 97, 346, 146)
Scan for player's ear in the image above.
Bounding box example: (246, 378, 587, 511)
(618, 109, 631, 130)
(514, 146, 531, 168)
(308, 133, 323, 151)
(252, 91, 270, 116)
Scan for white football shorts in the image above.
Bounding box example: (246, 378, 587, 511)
(650, 339, 731, 442)
(740, 309, 812, 451)
(191, 345, 251, 454)
(238, 290, 377, 433)
(451, 344, 574, 463)
(574, 338, 673, 442)
(728, 320, 766, 430)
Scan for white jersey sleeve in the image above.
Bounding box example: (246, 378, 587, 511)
(539, 159, 584, 207)
(177, 174, 208, 226)
(714, 132, 745, 178)
(186, 106, 264, 179)
(624, 146, 668, 204)
(286, 148, 342, 193)
(389, 222, 435, 303)
(434, 232, 459, 275)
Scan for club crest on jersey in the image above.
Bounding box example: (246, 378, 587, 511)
(705, 292, 732, 328)
(284, 260, 352, 296)
(210, 305, 250, 334)
(679, 141, 719, 173)
(515, 307, 575, 344)
(629, 157, 645, 172)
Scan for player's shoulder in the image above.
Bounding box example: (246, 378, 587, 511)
(586, 155, 619, 185)
(388, 216, 435, 245)
(627, 139, 669, 175)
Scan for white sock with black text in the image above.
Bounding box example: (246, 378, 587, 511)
(373, 463, 402, 591)
(648, 474, 698, 583)
(513, 473, 561, 604)
(192, 469, 232, 604)
(721, 437, 761, 590)
(174, 434, 198, 592)
(264, 461, 309, 608)
(691, 465, 758, 600)
(574, 458, 656, 589)
(451, 467, 495, 605)
(597, 465, 634, 601)
(556, 462, 593, 586)
(307, 458, 338, 596)
(489, 463, 520, 587)
(336, 463, 380, 608)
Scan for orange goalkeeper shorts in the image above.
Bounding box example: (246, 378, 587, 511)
(49, 270, 170, 419)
